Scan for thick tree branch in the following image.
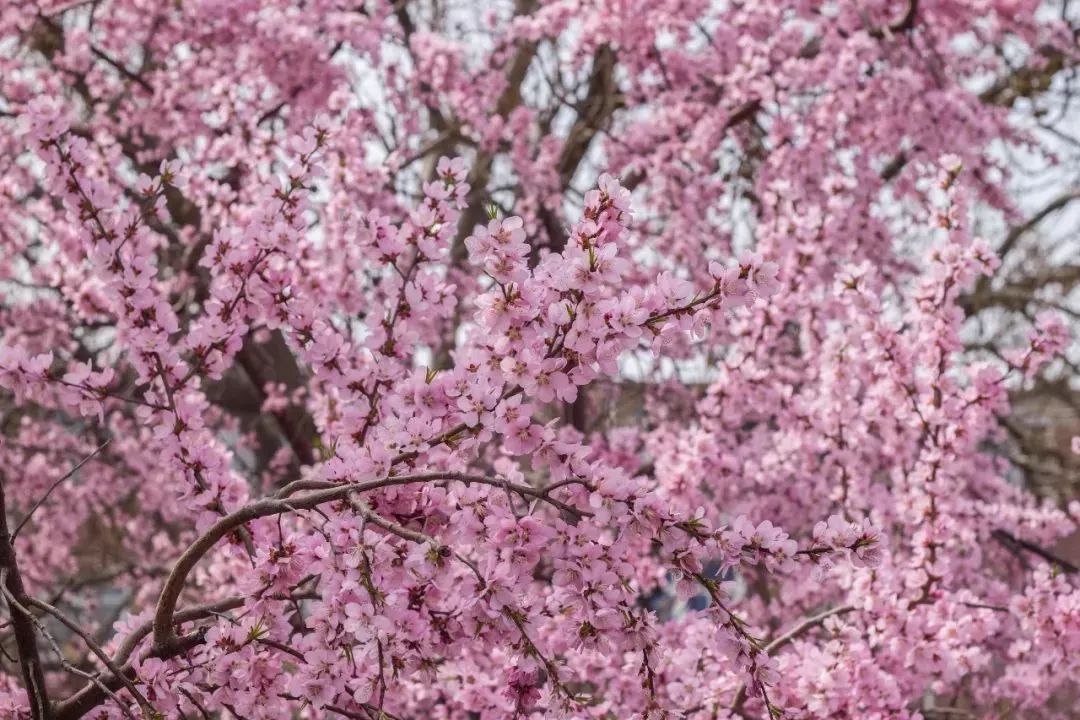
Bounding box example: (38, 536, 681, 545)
(980, 47, 1071, 108)
(0, 479, 53, 719)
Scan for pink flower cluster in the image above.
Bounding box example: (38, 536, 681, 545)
(0, 3, 1076, 720)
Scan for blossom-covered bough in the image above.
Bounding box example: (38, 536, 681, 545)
(0, 1, 1078, 719)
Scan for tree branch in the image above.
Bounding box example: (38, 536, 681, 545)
(730, 605, 855, 714)
(26, 597, 152, 714)
(991, 529, 1078, 574)
(11, 439, 111, 541)
(53, 590, 315, 720)
(151, 471, 584, 654)
(0, 478, 53, 719)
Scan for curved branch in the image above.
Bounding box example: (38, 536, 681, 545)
(151, 471, 584, 653)
(54, 591, 315, 720)
(868, 0, 919, 39)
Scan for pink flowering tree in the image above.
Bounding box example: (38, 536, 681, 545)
(1, 2, 1078, 719)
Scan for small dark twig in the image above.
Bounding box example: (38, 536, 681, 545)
(12, 439, 112, 541)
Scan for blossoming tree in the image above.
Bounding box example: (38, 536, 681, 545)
(1, 1, 1078, 719)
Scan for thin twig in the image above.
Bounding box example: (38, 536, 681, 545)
(27, 597, 154, 713)
(12, 439, 112, 541)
